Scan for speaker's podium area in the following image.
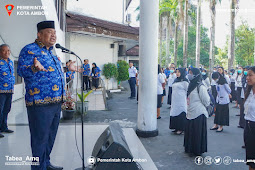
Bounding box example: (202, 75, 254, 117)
(1, 124, 158, 170)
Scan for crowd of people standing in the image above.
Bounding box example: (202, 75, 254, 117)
(129, 62, 255, 169)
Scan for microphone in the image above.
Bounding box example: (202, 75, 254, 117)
(55, 44, 71, 52)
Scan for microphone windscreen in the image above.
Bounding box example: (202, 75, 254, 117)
(55, 43, 61, 48)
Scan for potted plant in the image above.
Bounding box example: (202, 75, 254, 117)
(61, 91, 76, 120)
(76, 90, 93, 114)
(102, 63, 118, 90)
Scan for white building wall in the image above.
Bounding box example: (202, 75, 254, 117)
(0, 0, 65, 101)
(67, 33, 118, 90)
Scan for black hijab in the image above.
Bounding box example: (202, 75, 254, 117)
(187, 68, 202, 96)
(158, 64, 161, 74)
(217, 67, 227, 85)
(92, 63, 97, 74)
(173, 68, 188, 84)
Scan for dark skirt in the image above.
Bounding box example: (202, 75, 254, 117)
(157, 95, 162, 108)
(236, 87, 242, 105)
(163, 89, 166, 96)
(167, 87, 173, 105)
(184, 114, 207, 156)
(169, 112, 187, 131)
(211, 85, 217, 104)
(214, 103, 229, 126)
(244, 120, 255, 169)
(239, 98, 245, 128)
(230, 82, 237, 101)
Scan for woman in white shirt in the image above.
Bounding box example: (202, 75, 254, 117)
(201, 69, 210, 90)
(235, 66, 244, 108)
(184, 68, 210, 156)
(167, 67, 176, 107)
(229, 69, 237, 103)
(161, 68, 167, 104)
(210, 67, 231, 132)
(157, 65, 166, 119)
(224, 70, 231, 85)
(169, 68, 189, 135)
(243, 66, 255, 170)
(211, 72, 219, 104)
(239, 66, 250, 128)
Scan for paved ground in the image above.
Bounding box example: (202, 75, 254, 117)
(78, 81, 248, 170)
(3, 81, 248, 170)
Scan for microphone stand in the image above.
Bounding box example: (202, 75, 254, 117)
(60, 49, 88, 170)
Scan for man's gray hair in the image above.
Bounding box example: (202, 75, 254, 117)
(0, 44, 10, 51)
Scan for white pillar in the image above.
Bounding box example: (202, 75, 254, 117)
(136, 0, 159, 137)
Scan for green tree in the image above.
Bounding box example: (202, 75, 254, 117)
(215, 47, 228, 69)
(176, 26, 212, 67)
(117, 60, 129, 86)
(102, 63, 118, 89)
(235, 22, 255, 66)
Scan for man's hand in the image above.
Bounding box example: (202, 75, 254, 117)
(33, 57, 48, 72)
(68, 61, 77, 72)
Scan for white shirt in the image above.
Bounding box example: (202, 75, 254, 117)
(170, 81, 189, 116)
(216, 84, 231, 105)
(157, 73, 165, 94)
(244, 90, 255, 122)
(230, 73, 237, 82)
(241, 87, 245, 99)
(211, 79, 217, 86)
(162, 73, 167, 82)
(225, 75, 231, 84)
(202, 77, 211, 90)
(235, 75, 242, 88)
(168, 73, 177, 87)
(187, 85, 210, 120)
(128, 66, 137, 78)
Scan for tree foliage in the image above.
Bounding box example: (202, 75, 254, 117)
(117, 60, 129, 82)
(102, 63, 118, 80)
(175, 26, 213, 67)
(235, 21, 255, 66)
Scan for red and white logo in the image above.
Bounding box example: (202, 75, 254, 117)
(5, 4, 14, 16)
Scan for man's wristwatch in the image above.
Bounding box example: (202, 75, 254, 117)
(31, 65, 38, 73)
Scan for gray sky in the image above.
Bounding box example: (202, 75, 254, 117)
(67, 0, 255, 49)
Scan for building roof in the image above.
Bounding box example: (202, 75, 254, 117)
(126, 45, 139, 56)
(66, 12, 139, 41)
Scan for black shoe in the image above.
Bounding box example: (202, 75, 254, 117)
(237, 125, 244, 128)
(242, 145, 245, 149)
(128, 97, 135, 99)
(157, 116, 161, 119)
(236, 114, 240, 116)
(216, 128, 223, 132)
(47, 164, 63, 170)
(210, 127, 218, 130)
(0, 133, 4, 138)
(3, 129, 14, 133)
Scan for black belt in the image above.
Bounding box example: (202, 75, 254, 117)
(246, 120, 255, 125)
